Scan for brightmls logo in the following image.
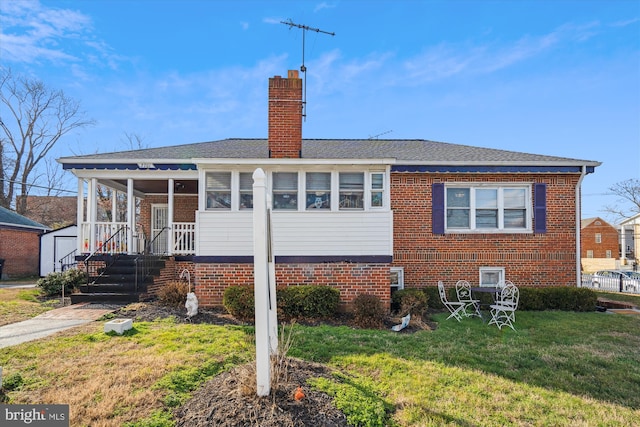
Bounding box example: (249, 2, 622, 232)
(1, 405, 69, 426)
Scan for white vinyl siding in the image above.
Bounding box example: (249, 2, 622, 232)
(196, 210, 393, 256)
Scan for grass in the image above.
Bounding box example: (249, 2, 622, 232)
(1, 290, 639, 426)
(595, 290, 640, 306)
(0, 287, 56, 326)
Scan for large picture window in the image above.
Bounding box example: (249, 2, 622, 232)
(445, 186, 529, 231)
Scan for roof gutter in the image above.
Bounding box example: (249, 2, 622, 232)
(576, 165, 587, 287)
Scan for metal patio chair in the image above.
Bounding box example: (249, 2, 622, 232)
(455, 280, 482, 318)
(488, 283, 519, 330)
(438, 280, 466, 322)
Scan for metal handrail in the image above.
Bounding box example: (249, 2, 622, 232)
(135, 227, 170, 292)
(58, 249, 78, 272)
(84, 226, 128, 287)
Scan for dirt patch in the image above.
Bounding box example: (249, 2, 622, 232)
(175, 358, 347, 427)
(112, 301, 435, 426)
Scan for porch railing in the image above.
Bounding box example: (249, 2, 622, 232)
(80, 221, 195, 255)
(81, 222, 129, 253)
(173, 222, 196, 255)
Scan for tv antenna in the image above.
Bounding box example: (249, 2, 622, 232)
(368, 130, 393, 140)
(280, 19, 335, 119)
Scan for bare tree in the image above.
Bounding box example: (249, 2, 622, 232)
(0, 67, 95, 213)
(604, 178, 640, 221)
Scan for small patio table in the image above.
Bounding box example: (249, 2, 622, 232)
(470, 287, 501, 320)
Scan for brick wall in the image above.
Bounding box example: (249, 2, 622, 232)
(192, 262, 390, 310)
(0, 228, 42, 278)
(138, 195, 197, 239)
(391, 172, 581, 288)
(580, 219, 618, 259)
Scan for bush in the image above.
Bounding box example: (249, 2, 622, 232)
(36, 268, 86, 297)
(391, 288, 428, 317)
(277, 285, 340, 320)
(518, 286, 597, 312)
(2, 372, 24, 391)
(223, 286, 255, 321)
(352, 294, 385, 329)
(421, 286, 444, 310)
(158, 280, 189, 308)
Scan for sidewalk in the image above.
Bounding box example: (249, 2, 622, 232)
(0, 303, 120, 349)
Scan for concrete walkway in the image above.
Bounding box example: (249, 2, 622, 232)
(0, 303, 120, 349)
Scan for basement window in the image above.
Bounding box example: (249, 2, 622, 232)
(479, 267, 505, 287)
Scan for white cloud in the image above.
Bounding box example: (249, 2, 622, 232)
(314, 2, 336, 13)
(240, 21, 249, 30)
(0, 0, 119, 69)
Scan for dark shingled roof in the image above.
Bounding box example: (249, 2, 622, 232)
(0, 206, 49, 230)
(58, 138, 600, 166)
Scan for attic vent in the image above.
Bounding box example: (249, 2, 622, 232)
(595, 221, 601, 225)
(137, 163, 156, 169)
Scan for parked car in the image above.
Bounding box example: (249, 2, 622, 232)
(592, 270, 640, 292)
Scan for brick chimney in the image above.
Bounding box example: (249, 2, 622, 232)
(268, 70, 303, 158)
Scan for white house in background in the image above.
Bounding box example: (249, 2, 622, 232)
(40, 225, 78, 276)
(619, 212, 640, 266)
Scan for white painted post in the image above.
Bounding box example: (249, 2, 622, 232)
(266, 194, 279, 355)
(253, 168, 271, 397)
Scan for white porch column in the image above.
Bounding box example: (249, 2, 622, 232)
(77, 178, 85, 253)
(127, 178, 134, 254)
(620, 225, 626, 264)
(168, 178, 174, 255)
(88, 178, 97, 253)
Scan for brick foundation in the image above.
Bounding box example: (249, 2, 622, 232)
(188, 261, 390, 311)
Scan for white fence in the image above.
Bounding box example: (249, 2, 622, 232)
(581, 273, 640, 294)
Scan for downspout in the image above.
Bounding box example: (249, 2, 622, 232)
(576, 165, 587, 287)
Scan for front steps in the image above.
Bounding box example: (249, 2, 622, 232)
(71, 254, 165, 304)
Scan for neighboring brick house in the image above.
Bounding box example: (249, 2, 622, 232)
(580, 217, 619, 272)
(0, 206, 50, 279)
(57, 70, 600, 309)
(20, 195, 77, 229)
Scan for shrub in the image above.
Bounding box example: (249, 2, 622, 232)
(223, 286, 255, 321)
(517, 286, 597, 312)
(36, 268, 86, 297)
(2, 372, 24, 391)
(277, 285, 340, 320)
(158, 280, 190, 308)
(352, 294, 385, 329)
(422, 286, 444, 310)
(391, 288, 428, 317)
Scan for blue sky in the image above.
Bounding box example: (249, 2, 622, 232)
(1, 0, 639, 222)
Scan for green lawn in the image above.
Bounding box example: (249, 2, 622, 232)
(1, 298, 639, 426)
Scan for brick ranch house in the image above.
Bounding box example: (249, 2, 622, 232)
(57, 70, 600, 309)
